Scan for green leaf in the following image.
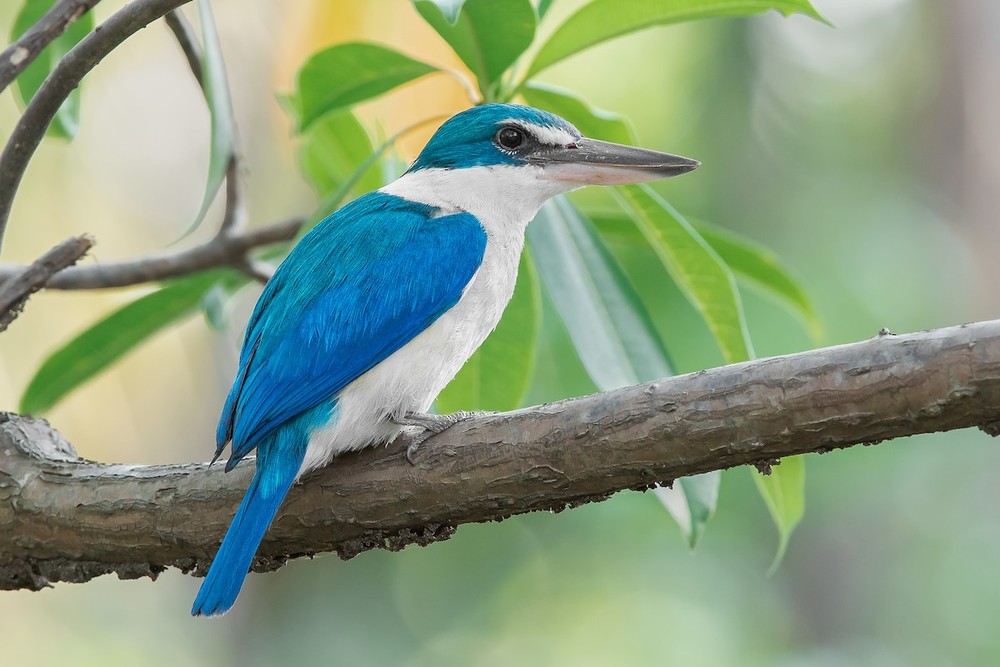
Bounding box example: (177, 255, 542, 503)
(528, 197, 672, 391)
(592, 212, 820, 340)
(531, 199, 722, 543)
(436, 254, 541, 412)
(614, 185, 753, 364)
(11, 0, 94, 139)
(528, 0, 826, 76)
(292, 43, 437, 131)
(299, 109, 382, 199)
(538, 0, 556, 18)
(294, 118, 431, 242)
(20, 272, 231, 414)
(691, 218, 821, 339)
(655, 472, 721, 548)
(180, 0, 237, 238)
(414, 0, 536, 95)
(520, 82, 633, 144)
(753, 456, 806, 573)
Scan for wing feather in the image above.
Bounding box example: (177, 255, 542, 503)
(218, 192, 486, 465)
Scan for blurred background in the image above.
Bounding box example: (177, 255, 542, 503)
(2, 0, 1000, 664)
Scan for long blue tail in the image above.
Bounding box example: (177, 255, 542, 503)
(192, 423, 309, 617)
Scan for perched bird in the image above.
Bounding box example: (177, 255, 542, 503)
(191, 103, 699, 616)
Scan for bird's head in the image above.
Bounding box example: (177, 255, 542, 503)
(408, 103, 699, 190)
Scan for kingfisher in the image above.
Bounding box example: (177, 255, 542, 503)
(191, 103, 699, 616)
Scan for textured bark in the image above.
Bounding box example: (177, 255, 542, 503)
(0, 0, 103, 94)
(0, 235, 93, 331)
(2, 319, 999, 591)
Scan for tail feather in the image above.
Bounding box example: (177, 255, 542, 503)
(192, 425, 309, 617)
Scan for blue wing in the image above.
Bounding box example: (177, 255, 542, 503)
(216, 192, 487, 468)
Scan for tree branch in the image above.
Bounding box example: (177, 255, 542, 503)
(0, 234, 93, 331)
(0, 0, 103, 94)
(0, 0, 193, 250)
(0, 217, 300, 290)
(2, 319, 998, 591)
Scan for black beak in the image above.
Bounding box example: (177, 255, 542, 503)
(525, 137, 700, 185)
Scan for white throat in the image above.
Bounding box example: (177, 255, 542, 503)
(380, 165, 576, 234)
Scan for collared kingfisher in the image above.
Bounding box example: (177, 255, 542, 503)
(191, 103, 699, 616)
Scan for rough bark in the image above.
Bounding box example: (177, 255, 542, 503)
(0, 0, 103, 94)
(1, 319, 999, 591)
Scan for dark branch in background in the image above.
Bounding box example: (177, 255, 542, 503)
(0, 217, 300, 290)
(0, 1, 281, 292)
(0, 0, 103, 94)
(0, 0, 194, 250)
(0, 235, 92, 331)
(2, 320, 998, 591)
(163, 9, 202, 87)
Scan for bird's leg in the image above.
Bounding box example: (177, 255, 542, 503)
(396, 410, 492, 464)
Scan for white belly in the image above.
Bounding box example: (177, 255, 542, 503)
(298, 164, 571, 475)
(298, 229, 523, 474)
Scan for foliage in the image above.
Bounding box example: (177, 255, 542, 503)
(16, 0, 824, 558)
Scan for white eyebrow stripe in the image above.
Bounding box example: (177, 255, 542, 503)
(501, 119, 578, 146)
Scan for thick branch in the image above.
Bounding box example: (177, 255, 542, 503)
(0, 0, 103, 94)
(2, 319, 999, 590)
(0, 234, 92, 331)
(0, 0, 193, 249)
(0, 217, 299, 290)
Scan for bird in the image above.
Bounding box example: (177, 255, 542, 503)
(191, 103, 699, 616)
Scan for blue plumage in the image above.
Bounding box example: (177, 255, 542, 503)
(194, 192, 486, 615)
(193, 103, 698, 617)
(215, 192, 486, 469)
(192, 403, 327, 616)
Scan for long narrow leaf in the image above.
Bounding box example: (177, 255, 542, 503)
(181, 0, 236, 237)
(753, 456, 806, 572)
(299, 109, 383, 199)
(528, 197, 672, 390)
(292, 43, 437, 131)
(614, 185, 754, 364)
(655, 473, 721, 549)
(593, 212, 820, 339)
(528, 0, 826, 76)
(436, 254, 541, 412)
(414, 0, 536, 96)
(20, 271, 229, 414)
(691, 218, 820, 339)
(520, 82, 633, 144)
(531, 198, 721, 545)
(11, 0, 94, 138)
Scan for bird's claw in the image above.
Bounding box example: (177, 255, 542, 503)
(396, 410, 492, 464)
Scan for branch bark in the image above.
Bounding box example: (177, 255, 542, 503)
(0, 0, 103, 94)
(0, 234, 93, 331)
(0, 217, 300, 290)
(2, 319, 999, 591)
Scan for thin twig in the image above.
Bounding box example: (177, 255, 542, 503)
(0, 235, 93, 331)
(0, 0, 103, 94)
(0, 217, 300, 290)
(163, 9, 202, 87)
(0, 0, 194, 251)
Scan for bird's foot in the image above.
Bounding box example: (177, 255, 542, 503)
(396, 410, 492, 464)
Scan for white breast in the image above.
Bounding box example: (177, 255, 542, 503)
(299, 165, 572, 474)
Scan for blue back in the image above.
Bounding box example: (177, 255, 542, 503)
(409, 103, 579, 171)
(217, 192, 487, 467)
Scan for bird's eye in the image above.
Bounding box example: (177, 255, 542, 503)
(496, 127, 525, 150)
